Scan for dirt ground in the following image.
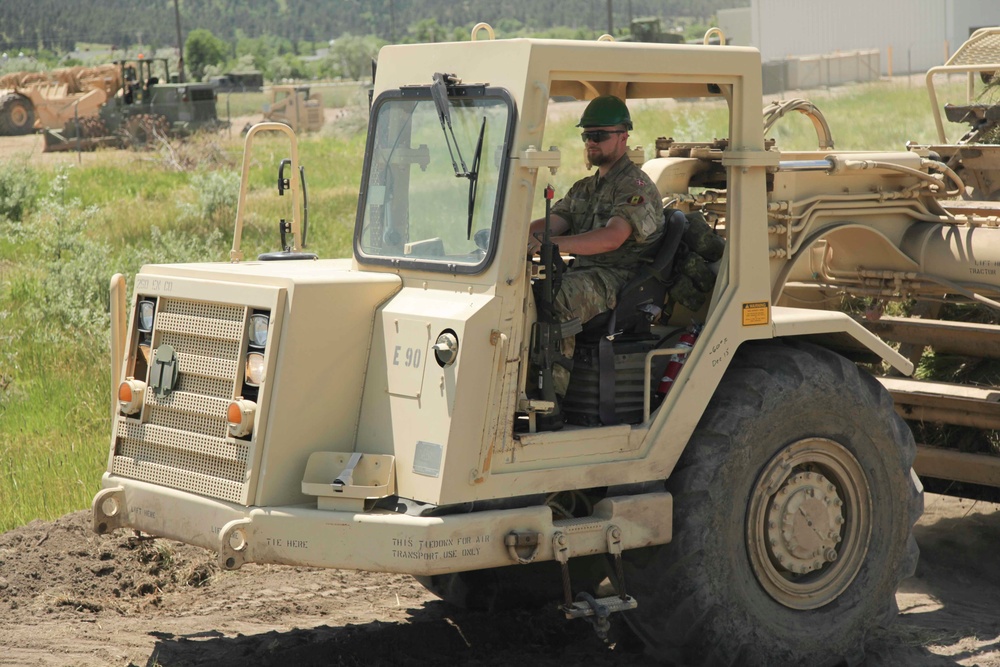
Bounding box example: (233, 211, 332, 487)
(0, 493, 995, 667)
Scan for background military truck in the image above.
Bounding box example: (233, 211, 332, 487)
(209, 70, 264, 93)
(619, 17, 686, 45)
(91, 28, 963, 665)
(44, 57, 225, 151)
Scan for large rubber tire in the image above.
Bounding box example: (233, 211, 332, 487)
(621, 339, 922, 666)
(0, 94, 35, 135)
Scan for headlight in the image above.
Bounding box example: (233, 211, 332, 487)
(433, 331, 459, 366)
(137, 299, 156, 333)
(248, 313, 269, 348)
(245, 351, 266, 386)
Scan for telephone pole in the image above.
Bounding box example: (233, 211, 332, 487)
(174, 0, 185, 82)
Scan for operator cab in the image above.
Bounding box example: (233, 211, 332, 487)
(353, 61, 733, 441)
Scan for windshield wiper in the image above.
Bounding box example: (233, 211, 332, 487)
(431, 72, 472, 179)
(430, 74, 490, 241)
(466, 116, 486, 239)
(431, 73, 487, 240)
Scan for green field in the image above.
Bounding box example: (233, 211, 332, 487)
(215, 82, 371, 121)
(0, 77, 968, 533)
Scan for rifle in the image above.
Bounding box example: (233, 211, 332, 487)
(529, 185, 580, 416)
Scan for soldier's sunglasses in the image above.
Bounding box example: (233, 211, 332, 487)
(580, 129, 626, 143)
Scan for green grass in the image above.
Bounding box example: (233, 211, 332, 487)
(0, 309, 108, 530)
(217, 91, 269, 119)
(0, 122, 365, 532)
(0, 77, 974, 533)
(215, 82, 370, 122)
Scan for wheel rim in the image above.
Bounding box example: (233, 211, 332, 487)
(746, 438, 871, 610)
(10, 104, 28, 127)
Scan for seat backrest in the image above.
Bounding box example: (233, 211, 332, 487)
(581, 208, 688, 338)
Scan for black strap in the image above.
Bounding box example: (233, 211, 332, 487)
(595, 210, 689, 426)
(598, 309, 619, 426)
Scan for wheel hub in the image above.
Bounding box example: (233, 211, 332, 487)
(747, 438, 872, 610)
(10, 105, 27, 127)
(767, 471, 844, 575)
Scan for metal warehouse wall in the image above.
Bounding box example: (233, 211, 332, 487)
(750, 0, 1000, 75)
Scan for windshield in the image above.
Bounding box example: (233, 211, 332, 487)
(355, 86, 514, 273)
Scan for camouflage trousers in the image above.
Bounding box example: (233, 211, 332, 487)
(551, 267, 627, 396)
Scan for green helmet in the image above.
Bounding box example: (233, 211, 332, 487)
(577, 95, 633, 130)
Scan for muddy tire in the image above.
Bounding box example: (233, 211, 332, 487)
(621, 339, 922, 666)
(0, 94, 35, 135)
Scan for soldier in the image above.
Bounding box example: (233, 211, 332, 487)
(527, 95, 663, 429)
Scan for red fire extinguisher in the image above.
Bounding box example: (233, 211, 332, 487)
(656, 329, 698, 400)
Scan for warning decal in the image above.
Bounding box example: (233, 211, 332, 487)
(742, 301, 770, 326)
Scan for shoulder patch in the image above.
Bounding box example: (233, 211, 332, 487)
(628, 194, 645, 205)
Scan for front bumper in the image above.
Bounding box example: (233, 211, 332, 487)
(93, 474, 672, 575)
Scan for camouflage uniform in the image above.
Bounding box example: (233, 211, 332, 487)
(548, 154, 663, 395)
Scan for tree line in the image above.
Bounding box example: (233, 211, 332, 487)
(0, 0, 745, 52)
(0, 0, 746, 82)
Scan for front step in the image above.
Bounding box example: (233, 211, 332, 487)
(562, 592, 638, 641)
(563, 593, 638, 619)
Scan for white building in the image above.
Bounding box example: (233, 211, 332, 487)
(719, 0, 1000, 75)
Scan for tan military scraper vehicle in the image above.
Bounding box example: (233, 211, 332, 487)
(0, 64, 120, 135)
(260, 84, 325, 133)
(95, 25, 995, 664)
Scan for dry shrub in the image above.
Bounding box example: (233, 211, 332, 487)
(151, 130, 235, 172)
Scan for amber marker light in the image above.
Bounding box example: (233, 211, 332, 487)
(118, 378, 146, 415)
(227, 399, 257, 437)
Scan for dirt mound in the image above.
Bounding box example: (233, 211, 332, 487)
(0, 498, 998, 666)
(0, 511, 214, 618)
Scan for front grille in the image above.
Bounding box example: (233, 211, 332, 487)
(112, 299, 254, 504)
(190, 88, 216, 101)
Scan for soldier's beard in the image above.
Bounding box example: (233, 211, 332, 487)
(589, 150, 613, 166)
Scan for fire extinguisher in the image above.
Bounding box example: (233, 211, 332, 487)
(656, 329, 699, 400)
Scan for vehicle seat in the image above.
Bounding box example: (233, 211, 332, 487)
(577, 208, 688, 425)
(580, 208, 687, 341)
